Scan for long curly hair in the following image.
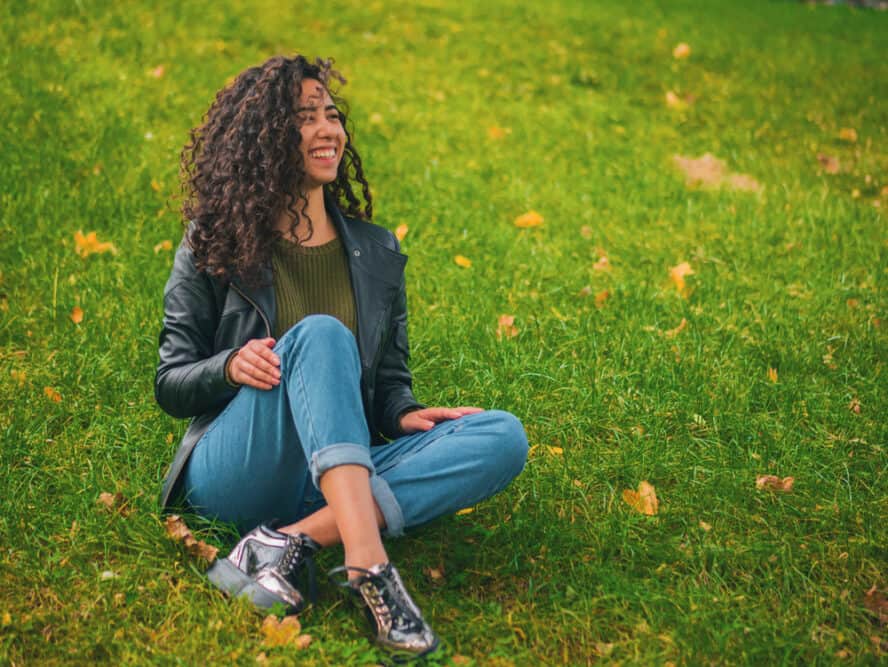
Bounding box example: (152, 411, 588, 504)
(181, 55, 373, 284)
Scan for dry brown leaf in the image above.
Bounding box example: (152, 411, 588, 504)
(74, 230, 117, 257)
(452, 656, 472, 666)
(727, 173, 763, 192)
(97, 491, 132, 516)
(44, 386, 61, 403)
(864, 585, 888, 626)
(664, 318, 687, 338)
(261, 615, 302, 647)
(755, 475, 794, 492)
(149, 65, 165, 79)
(578, 285, 592, 297)
(622, 481, 659, 515)
(454, 255, 472, 268)
(669, 262, 694, 296)
(154, 240, 173, 253)
(673, 43, 691, 59)
(594, 289, 610, 308)
(496, 314, 518, 340)
(294, 634, 312, 650)
(513, 210, 544, 228)
(394, 224, 408, 242)
(164, 515, 218, 563)
(817, 154, 840, 174)
(593, 255, 611, 272)
(768, 367, 778, 383)
(580, 225, 593, 238)
(70, 306, 84, 324)
(839, 127, 858, 143)
(425, 566, 445, 581)
(674, 153, 725, 188)
(699, 521, 712, 532)
(664, 90, 687, 111)
(849, 397, 861, 414)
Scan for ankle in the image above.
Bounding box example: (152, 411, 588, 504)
(344, 547, 388, 578)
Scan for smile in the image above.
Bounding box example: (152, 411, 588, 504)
(309, 148, 337, 159)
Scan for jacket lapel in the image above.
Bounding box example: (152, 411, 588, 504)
(230, 264, 276, 339)
(329, 200, 407, 370)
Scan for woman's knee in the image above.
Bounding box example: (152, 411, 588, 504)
(275, 315, 358, 361)
(478, 409, 529, 476)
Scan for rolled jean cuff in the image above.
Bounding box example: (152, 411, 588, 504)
(310, 443, 374, 489)
(370, 474, 406, 537)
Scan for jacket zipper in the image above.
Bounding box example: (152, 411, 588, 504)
(230, 283, 272, 338)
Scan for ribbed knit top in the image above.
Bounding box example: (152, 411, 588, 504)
(271, 236, 357, 339)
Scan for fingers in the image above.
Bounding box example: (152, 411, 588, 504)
(419, 406, 485, 423)
(231, 338, 280, 390)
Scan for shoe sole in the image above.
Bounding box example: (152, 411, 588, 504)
(206, 558, 302, 614)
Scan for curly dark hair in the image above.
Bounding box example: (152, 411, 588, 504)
(181, 55, 373, 284)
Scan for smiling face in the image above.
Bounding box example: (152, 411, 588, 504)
(295, 78, 346, 191)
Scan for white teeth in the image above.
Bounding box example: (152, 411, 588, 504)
(310, 148, 335, 158)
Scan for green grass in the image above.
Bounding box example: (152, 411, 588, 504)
(1, 0, 886, 664)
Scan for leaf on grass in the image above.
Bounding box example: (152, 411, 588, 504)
(164, 515, 218, 563)
(664, 318, 687, 338)
(452, 656, 472, 666)
(70, 306, 84, 324)
(454, 255, 472, 268)
(664, 90, 693, 111)
(755, 475, 794, 492)
(767, 367, 778, 383)
(513, 210, 544, 228)
(578, 285, 592, 297)
(150, 179, 162, 192)
(456, 507, 474, 516)
(97, 491, 132, 516)
(149, 65, 165, 79)
(817, 154, 840, 174)
(261, 615, 302, 647)
(44, 386, 61, 403)
(594, 289, 610, 308)
(838, 128, 857, 143)
(864, 585, 888, 627)
(394, 224, 408, 242)
(425, 566, 445, 581)
(673, 43, 691, 59)
(849, 397, 861, 414)
(369, 112, 383, 125)
(673, 153, 761, 192)
(622, 481, 659, 515)
(496, 314, 518, 340)
(593, 255, 611, 272)
(487, 126, 509, 140)
(546, 446, 564, 455)
(154, 240, 173, 253)
(74, 230, 117, 257)
(699, 521, 712, 532)
(669, 262, 694, 296)
(580, 225, 593, 239)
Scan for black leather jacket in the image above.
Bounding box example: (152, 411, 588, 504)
(155, 201, 424, 509)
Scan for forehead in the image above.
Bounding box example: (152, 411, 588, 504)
(297, 79, 332, 106)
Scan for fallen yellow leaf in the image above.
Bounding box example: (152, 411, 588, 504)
(456, 507, 474, 516)
(74, 230, 117, 257)
(454, 255, 472, 268)
(394, 224, 408, 242)
(594, 289, 610, 308)
(261, 615, 301, 647)
(849, 397, 861, 414)
(755, 475, 794, 493)
(838, 127, 857, 143)
(767, 367, 778, 383)
(150, 179, 162, 192)
(70, 306, 84, 324)
(425, 566, 445, 581)
(496, 314, 518, 340)
(11, 369, 27, 387)
(673, 42, 691, 59)
(546, 446, 564, 456)
(44, 386, 62, 403)
(153, 240, 173, 253)
(699, 521, 712, 532)
(593, 255, 611, 272)
(669, 262, 695, 296)
(622, 480, 659, 515)
(513, 210, 544, 228)
(487, 125, 508, 140)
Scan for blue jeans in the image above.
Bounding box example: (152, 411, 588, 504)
(183, 315, 529, 536)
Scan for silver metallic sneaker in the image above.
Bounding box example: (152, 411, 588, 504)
(207, 525, 320, 614)
(329, 562, 440, 656)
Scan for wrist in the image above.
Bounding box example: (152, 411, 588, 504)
(224, 350, 241, 388)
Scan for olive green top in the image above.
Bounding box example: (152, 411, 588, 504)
(271, 236, 357, 339)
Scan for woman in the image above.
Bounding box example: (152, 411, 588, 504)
(155, 54, 528, 657)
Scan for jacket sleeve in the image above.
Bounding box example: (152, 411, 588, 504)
(154, 243, 239, 419)
(372, 244, 425, 439)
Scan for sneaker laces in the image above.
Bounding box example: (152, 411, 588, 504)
(280, 535, 319, 604)
(328, 564, 423, 632)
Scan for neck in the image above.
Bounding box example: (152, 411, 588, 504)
(276, 186, 336, 246)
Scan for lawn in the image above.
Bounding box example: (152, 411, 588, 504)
(1, 0, 886, 664)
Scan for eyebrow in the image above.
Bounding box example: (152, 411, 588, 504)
(295, 104, 339, 113)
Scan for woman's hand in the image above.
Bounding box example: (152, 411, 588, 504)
(399, 406, 484, 433)
(226, 338, 281, 390)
